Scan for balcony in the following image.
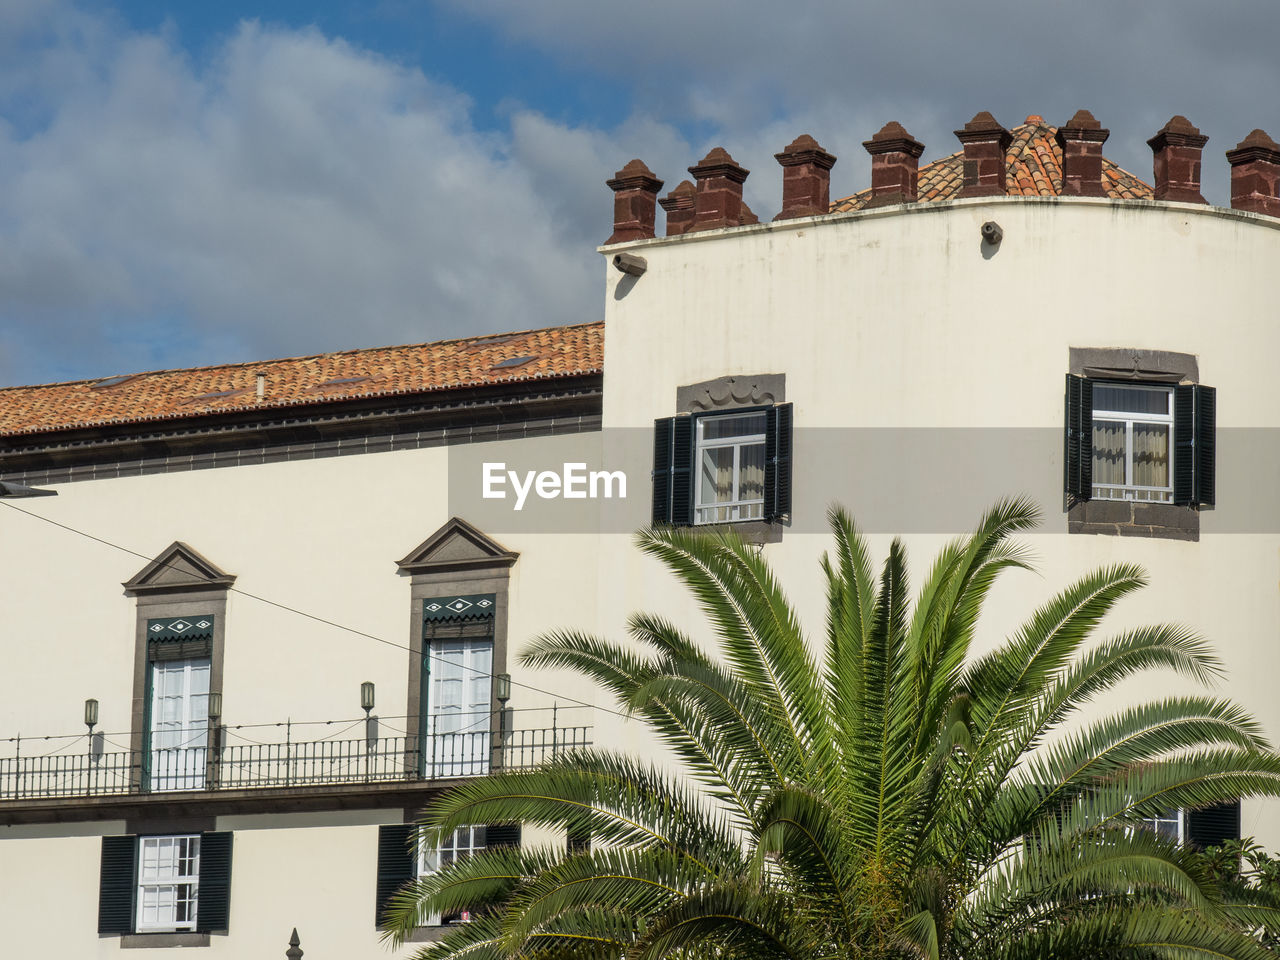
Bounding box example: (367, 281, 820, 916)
(0, 717, 591, 824)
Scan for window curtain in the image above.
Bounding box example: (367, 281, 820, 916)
(1132, 423, 1169, 488)
(739, 443, 765, 503)
(1091, 421, 1125, 486)
(700, 447, 735, 508)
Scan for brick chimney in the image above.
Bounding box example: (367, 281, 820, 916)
(1147, 116, 1208, 204)
(740, 202, 759, 226)
(606, 159, 663, 245)
(659, 180, 697, 236)
(1056, 110, 1109, 197)
(862, 122, 924, 207)
(688, 147, 750, 232)
(1226, 129, 1280, 217)
(774, 134, 837, 220)
(955, 112, 1012, 198)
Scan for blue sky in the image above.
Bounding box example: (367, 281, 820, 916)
(3, 0, 1279, 386)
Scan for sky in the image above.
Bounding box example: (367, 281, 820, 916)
(2, 0, 1279, 386)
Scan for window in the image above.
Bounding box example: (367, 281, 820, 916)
(98, 832, 232, 937)
(419, 826, 488, 925)
(653, 403, 793, 526)
(1187, 800, 1241, 850)
(375, 822, 521, 929)
(145, 617, 214, 792)
(695, 411, 767, 523)
(1130, 802, 1240, 850)
(123, 542, 233, 796)
(396, 518, 517, 790)
(422, 596, 496, 779)
(1138, 809, 1185, 844)
(137, 836, 200, 932)
(1065, 375, 1215, 507)
(1090, 384, 1174, 502)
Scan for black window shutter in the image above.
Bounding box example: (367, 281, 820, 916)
(764, 403, 794, 522)
(566, 827, 591, 855)
(670, 416, 693, 525)
(652, 417, 674, 524)
(98, 835, 136, 936)
(1173, 384, 1196, 505)
(1064, 374, 1093, 501)
(375, 824, 416, 927)
(486, 823, 522, 848)
(1193, 385, 1216, 506)
(196, 832, 233, 933)
(651, 415, 693, 526)
(1187, 800, 1240, 850)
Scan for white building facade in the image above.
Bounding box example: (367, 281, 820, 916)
(1, 109, 1279, 955)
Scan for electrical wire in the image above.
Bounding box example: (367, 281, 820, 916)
(0, 500, 634, 722)
(0, 705, 582, 752)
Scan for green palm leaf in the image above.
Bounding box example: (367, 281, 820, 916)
(386, 500, 1280, 960)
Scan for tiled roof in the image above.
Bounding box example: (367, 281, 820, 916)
(830, 115, 1153, 213)
(0, 322, 604, 438)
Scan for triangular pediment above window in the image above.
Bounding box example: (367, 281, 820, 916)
(123, 541, 237, 596)
(397, 517, 519, 574)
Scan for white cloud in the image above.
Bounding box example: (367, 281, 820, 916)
(435, 0, 1280, 204)
(0, 9, 627, 384)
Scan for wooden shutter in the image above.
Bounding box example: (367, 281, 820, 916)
(1064, 374, 1093, 501)
(196, 832, 233, 933)
(98, 835, 136, 935)
(1187, 800, 1239, 850)
(486, 823, 522, 848)
(651, 416, 693, 525)
(375, 824, 416, 927)
(764, 402, 794, 522)
(1173, 384, 1195, 505)
(652, 417, 673, 524)
(1174, 383, 1216, 507)
(1193, 385, 1216, 506)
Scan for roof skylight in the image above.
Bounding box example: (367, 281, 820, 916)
(491, 355, 537, 369)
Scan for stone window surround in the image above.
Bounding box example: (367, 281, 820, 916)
(397, 520, 519, 763)
(123, 546, 234, 785)
(1067, 347, 1201, 542)
(675, 373, 787, 545)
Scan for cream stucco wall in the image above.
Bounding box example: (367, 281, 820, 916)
(0, 435, 602, 957)
(598, 195, 1280, 847)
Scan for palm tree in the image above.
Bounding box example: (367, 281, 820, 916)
(386, 498, 1280, 959)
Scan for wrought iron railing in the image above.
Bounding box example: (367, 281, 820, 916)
(0, 726, 591, 801)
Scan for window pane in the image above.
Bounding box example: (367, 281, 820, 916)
(699, 413, 766, 441)
(138, 835, 199, 931)
(699, 446, 735, 505)
(1093, 385, 1169, 416)
(1132, 423, 1170, 488)
(738, 442, 765, 502)
(1092, 420, 1126, 485)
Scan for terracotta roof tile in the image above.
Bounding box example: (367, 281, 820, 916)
(0, 322, 603, 438)
(830, 116, 1152, 212)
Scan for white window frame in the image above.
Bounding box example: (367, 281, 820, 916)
(136, 834, 200, 933)
(148, 657, 211, 792)
(1140, 808, 1186, 844)
(694, 410, 767, 525)
(425, 637, 493, 779)
(418, 825, 486, 926)
(1091, 384, 1175, 503)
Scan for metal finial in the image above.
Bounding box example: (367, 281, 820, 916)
(285, 928, 303, 959)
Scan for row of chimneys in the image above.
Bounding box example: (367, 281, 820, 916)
(605, 110, 1280, 244)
